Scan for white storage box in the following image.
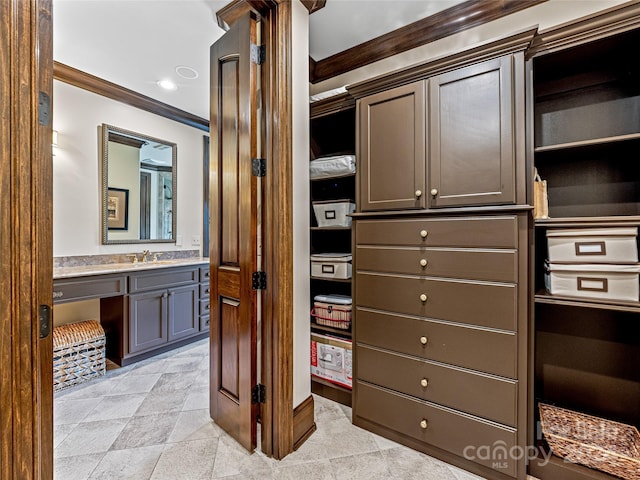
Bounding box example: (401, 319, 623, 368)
(312, 200, 355, 227)
(311, 253, 352, 279)
(311, 294, 352, 330)
(547, 228, 638, 263)
(310, 333, 352, 388)
(309, 154, 356, 180)
(545, 263, 640, 302)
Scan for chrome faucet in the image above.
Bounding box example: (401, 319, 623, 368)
(141, 250, 151, 263)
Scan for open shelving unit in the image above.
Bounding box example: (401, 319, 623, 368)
(309, 94, 356, 407)
(529, 23, 640, 480)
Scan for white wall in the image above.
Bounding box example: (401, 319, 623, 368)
(310, 0, 628, 95)
(52, 80, 205, 257)
(292, 0, 311, 409)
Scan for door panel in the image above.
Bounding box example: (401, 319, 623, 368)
(168, 284, 199, 341)
(209, 12, 258, 452)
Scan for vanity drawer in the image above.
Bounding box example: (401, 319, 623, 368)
(355, 216, 517, 248)
(354, 381, 518, 477)
(129, 267, 198, 293)
(199, 266, 211, 282)
(356, 272, 517, 331)
(53, 274, 127, 304)
(199, 298, 211, 316)
(356, 345, 516, 426)
(355, 246, 517, 282)
(200, 315, 210, 331)
(355, 308, 516, 378)
(200, 283, 211, 299)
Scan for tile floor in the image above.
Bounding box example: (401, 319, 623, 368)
(54, 339, 486, 480)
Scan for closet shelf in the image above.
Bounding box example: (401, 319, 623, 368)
(534, 132, 640, 153)
(310, 321, 352, 338)
(310, 276, 352, 283)
(529, 447, 621, 480)
(535, 291, 640, 313)
(310, 173, 356, 182)
(310, 226, 351, 231)
(311, 376, 352, 392)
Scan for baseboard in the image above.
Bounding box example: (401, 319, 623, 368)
(293, 395, 316, 451)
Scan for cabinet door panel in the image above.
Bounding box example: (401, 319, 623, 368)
(168, 284, 199, 342)
(129, 290, 168, 353)
(429, 56, 515, 207)
(359, 81, 426, 211)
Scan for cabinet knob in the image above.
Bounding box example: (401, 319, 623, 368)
(420, 230, 428, 239)
(205, 304, 210, 310)
(419, 294, 428, 302)
(420, 419, 428, 430)
(430, 188, 438, 196)
(420, 336, 428, 345)
(420, 378, 429, 388)
(415, 190, 422, 198)
(419, 259, 428, 268)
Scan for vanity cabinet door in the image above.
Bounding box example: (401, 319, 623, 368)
(129, 290, 168, 354)
(429, 55, 516, 207)
(168, 284, 199, 341)
(358, 81, 426, 211)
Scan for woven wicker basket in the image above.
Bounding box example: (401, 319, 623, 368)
(539, 403, 640, 480)
(311, 302, 352, 330)
(53, 320, 106, 392)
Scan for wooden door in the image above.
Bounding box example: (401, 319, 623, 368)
(358, 81, 426, 212)
(209, 12, 259, 452)
(429, 55, 515, 207)
(0, 0, 54, 478)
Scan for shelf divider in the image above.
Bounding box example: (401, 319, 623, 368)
(535, 132, 640, 153)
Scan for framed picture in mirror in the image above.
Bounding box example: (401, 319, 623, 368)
(107, 187, 129, 230)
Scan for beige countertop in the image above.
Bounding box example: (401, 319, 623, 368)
(54, 257, 209, 280)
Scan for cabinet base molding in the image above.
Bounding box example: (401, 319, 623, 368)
(116, 331, 209, 367)
(293, 395, 316, 451)
(353, 415, 518, 480)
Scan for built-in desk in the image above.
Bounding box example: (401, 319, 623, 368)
(53, 259, 210, 366)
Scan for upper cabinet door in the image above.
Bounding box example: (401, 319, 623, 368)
(359, 81, 426, 212)
(429, 56, 515, 208)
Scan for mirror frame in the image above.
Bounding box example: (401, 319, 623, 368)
(100, 123, 177, 245)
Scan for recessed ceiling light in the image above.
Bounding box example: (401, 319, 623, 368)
(157, 79, 177, 91)
(175, 65, 199, 80)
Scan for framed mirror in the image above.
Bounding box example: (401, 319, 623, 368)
(101, 124, 177, 244)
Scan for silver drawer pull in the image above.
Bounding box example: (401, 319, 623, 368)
(420, 419, 428, 430)
(419, 259, 427, 268)
(419, 294, 428, 302)
(415, 190, 422, 198)
(420, 336, 428, 346)
(420, 378, 429, 388)
(420, 230, 428, 239)
(430, 188, 438, 196)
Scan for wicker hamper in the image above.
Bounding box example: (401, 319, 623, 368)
(539, 403, 640, 480)
(53, 320, 106, 392)
(311, 294, 352, 330)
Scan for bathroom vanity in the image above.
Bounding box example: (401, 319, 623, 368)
(53, 259, 210, 366)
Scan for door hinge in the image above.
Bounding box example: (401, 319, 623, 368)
(39, 304, 51, 339)
(252, 271, 266, 290)
(252, 383, 266, 404)
(252, 158, 266, 177)
(251, 44, 266, 65)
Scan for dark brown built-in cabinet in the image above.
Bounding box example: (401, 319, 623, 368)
(526, 6, 640, 480)
(348, 28, 535, 480)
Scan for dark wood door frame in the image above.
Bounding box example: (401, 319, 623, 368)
(1, 0, 54, 479)
(217, 0, 297, 459)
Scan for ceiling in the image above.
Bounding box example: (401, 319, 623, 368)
(53, 0, 466, 120)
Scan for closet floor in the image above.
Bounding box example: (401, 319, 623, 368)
(53, 338, 485, 480)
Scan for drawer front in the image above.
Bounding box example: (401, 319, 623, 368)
(356, 345, 517, 426)
(356, 308, 516, 378)
(200, 283, 211, 299)
(356, 246, 517, 282)
(53, 274, 126, 304)
(200, 315, 210, 331)
(355, 381, 517, 477)
(199, 266, 211, 282)
(129, 267, 198, 293)
(356, 272, 517, 331)
(199, 298, 211, 316)
(356, 216, 517, 248)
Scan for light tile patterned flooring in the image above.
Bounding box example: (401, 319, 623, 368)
(54, 339, 486, 480)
